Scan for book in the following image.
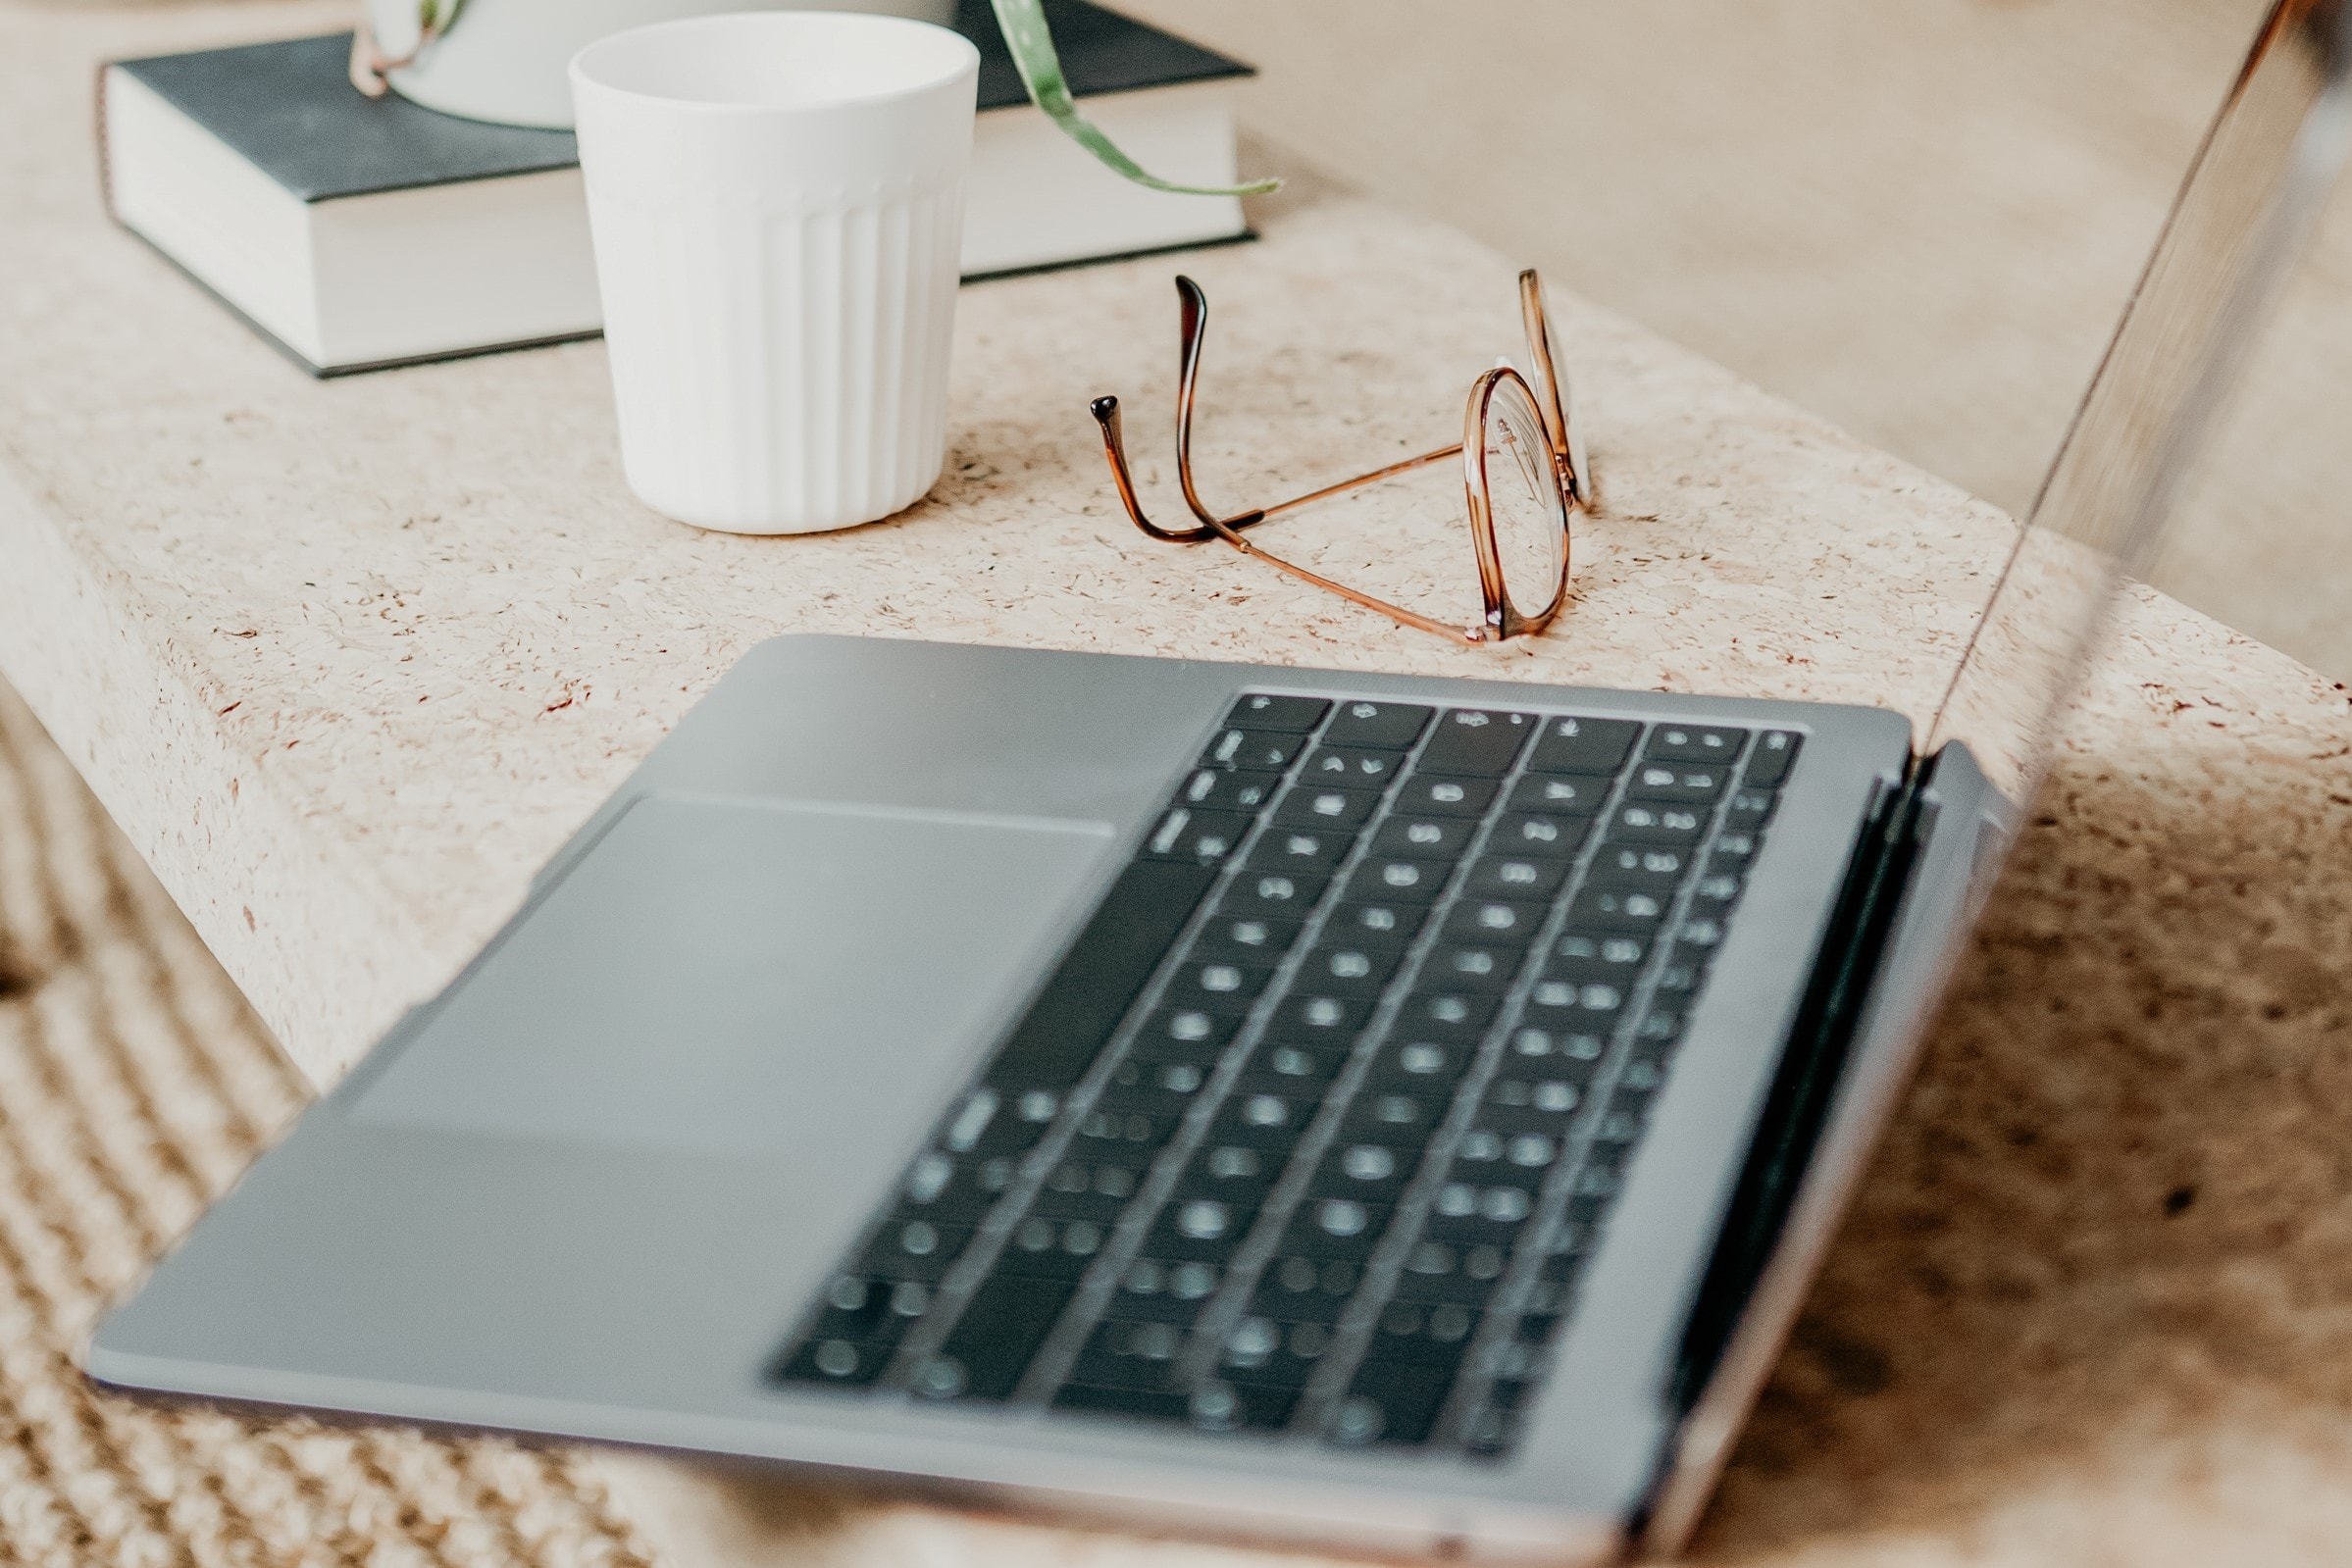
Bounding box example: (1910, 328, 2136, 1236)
(98, 2, 1253, 377)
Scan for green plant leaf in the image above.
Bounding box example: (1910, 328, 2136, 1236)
(988, 0, 1277, 197)
(419, 0, 465, 39)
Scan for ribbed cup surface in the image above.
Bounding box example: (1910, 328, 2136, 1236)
(590, 183, 964, 532)
(571, 12, 978, 533)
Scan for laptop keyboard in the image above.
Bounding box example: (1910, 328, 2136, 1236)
(770, 693, 1801, 1456)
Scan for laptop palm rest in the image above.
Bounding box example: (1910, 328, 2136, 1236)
(351, 793, 1114, 1160)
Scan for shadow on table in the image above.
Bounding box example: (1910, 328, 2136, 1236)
(1696, 733, 2352, 1559)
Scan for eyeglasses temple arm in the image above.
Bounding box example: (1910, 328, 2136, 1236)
(1091, 395, 1264, 543)
(1517, 268, 1590, 509)
(1173, 277, 1226, 529)
(1195, 508, 1481, 644)
(1257, 442, 1464, 520)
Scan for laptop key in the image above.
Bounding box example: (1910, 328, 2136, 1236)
(1308, 1141, 1416, 1203)
(1689, 871, 1747, 914)
(1191, 913, 1304, 966)
(1272, 784, 1381, 831)
(1567, 885, 1671, 934)
(1127, 1005, 1240, 1062)
(1172, 1141, 1284, 1204)
(1145, 808, 1251, 865)
(1710, 829, 1761, 865)
(1239, 1040, 1353, 1094)
(1423, 942, 1527, 991)
(1415, 709, 1537, 776)
(1220, 1316, 1338, 1389)
(1371, 1298, 1482, 1365)
(1219, 869, 1332, 918)
(1489, 812, 1590, 857)
(1209, 1090, 1319, 1147)
(1463, 854, 1571, 900)
(1199, 728, 1307, 772)
(1606, 802, 1707, 844)
(1334, 1356, 1464, 1446)
(1326, 898, 1432, 948)
(1245, 828, 1352, 874)
(1070, 1105, 1186, 1157)
(1366, 1037, 1478, 1088)
(1104, 1257, 1223, 1322)
(997, 1214, 1113, 1281)
(803, 1273, 927, 1343)
(1393, 1239, 1508, 1305)
(1394, 989, 1501, 1043)
(931, 1273, 1080, 1401)
(1322, 699, 1433, 750)
(1098, 1055, 1218, 1110)
(1282, 1198, 1392, 1261)
(1625, 762, 1730, 805)
(1178, 767, 1285, 813)
(897, 1152, 1016, 1224)
(1422, 1180, 1537, 1248)
(1588, 843, 1692, 888)
(1371, 815, 1479, 860)
(1441, 898, 1546, 945)
(1222, 693, 1330, 733)
(1300, 746, 1409, 787)
(1343, 1087, 1449, 1139)
(1724, 786, 1779, 830)
(1504, 772, 1611, 815)
(1052, 1382, 1194, 1423)
(778, 1335, 896, 1389)
(1225, 1380, 1305, 1430)
(1394, 774, 1499, 817)
(1147, 1198, 1260, 1264)
(943, 1087, 1056, 1158)
(1526, 716, 1640, 776)
(985, 859, 1213, 1092)
(1549, 931, 1649, 979)
(1253, 1255, 1363, 1322)
(1297, 940, 1408, 996)
(1161, 959, 1277, 1015)
(1743, 730, 1803, 786)
(863, 1219, 974, 1283)
(1273, 990, 1374, 1037)
(1342, 857, 1450, 904)
(1032, 1157, 1144, 1221)
(1071, 1318, 1188, 1391)
(1645, 724, 1748, 765)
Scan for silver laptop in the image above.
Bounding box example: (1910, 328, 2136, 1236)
(86, 3, 2352, 1559)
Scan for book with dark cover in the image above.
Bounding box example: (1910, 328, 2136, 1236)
(100, 3, 1255, 375)
(111, 3, 1250, 204)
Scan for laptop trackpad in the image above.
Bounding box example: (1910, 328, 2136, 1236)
(351, 794, 1113, 1159)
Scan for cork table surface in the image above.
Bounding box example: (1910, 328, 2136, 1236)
(9, 2, 2352, 1564)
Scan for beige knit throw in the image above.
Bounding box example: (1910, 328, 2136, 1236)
(0, 680, 663, 1568)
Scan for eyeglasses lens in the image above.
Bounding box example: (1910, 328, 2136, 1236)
(1481, 375, 1569, 616)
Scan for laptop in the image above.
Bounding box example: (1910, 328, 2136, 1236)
(86, 2, 2352, 1558)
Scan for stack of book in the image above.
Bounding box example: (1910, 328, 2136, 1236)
(99, 1, 1255, 376)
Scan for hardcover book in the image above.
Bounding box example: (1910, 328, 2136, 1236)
(99, 1, 1253, 376)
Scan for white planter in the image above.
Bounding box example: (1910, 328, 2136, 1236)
(362, 0, 960, 129)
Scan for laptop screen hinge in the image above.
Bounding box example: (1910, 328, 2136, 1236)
(1663, 758, 1933, 1414)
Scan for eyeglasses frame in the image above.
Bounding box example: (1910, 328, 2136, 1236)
(1090, 269, 1590, 644)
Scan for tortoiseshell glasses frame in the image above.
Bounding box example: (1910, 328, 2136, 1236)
(1089, 269, 1590, 644)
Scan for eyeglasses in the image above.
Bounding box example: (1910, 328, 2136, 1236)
(1090, 269, 1590, 644)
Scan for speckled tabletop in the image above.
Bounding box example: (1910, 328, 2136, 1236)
(8, 2, 2352, 1564)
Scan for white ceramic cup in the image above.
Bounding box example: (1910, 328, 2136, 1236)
(572, 13, 979, 534)
(365, 0, 959, 129)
